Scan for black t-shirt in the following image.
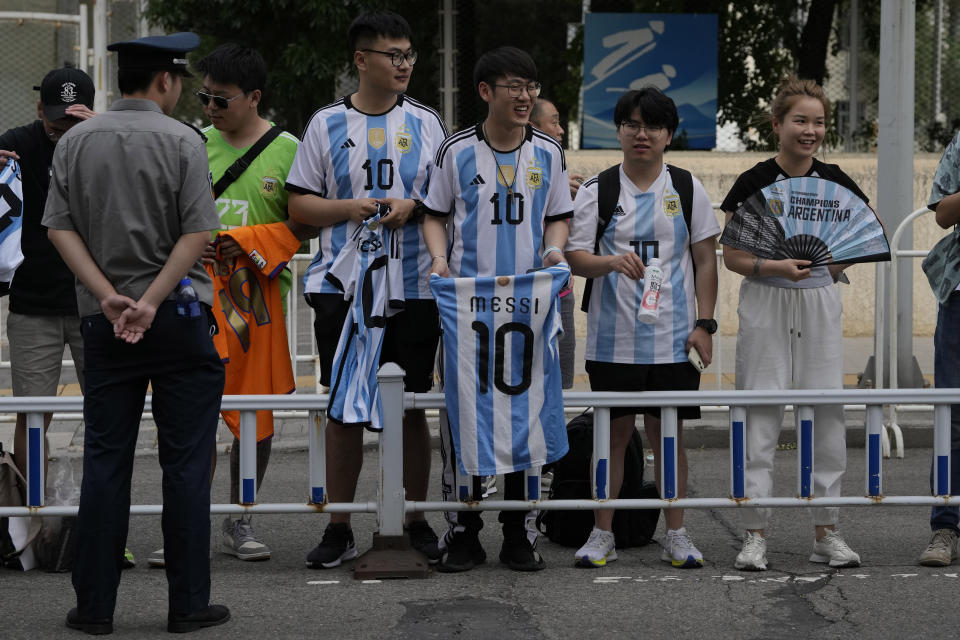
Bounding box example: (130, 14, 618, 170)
(0, 121, 78, 315)
(720, 157, 870, 213)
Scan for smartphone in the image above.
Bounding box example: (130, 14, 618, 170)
(687, 346, 706, 372)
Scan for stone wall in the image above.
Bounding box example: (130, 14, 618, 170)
(564, 150, 947, 337)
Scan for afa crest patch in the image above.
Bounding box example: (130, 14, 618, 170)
(368, 128, 386, 149)
(663, 193, 681, 217)
(395, 124, 413, 154)
(766, 198, 784, 216)
(526, 160, 543, 189)
(260, 176, 279, 198)
(248, 249, 267, 270)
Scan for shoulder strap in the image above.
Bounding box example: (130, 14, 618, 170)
(581, 164, 622, 313)
(666, 163, 697, 279)
(212, 126, 283, 199)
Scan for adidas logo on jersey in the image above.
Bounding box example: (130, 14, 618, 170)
(469, 174, 485, 186)
(613, 204, 626, 217)
(340, 138, 356, 149)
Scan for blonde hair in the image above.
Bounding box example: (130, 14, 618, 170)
(770, 74, 831, 125)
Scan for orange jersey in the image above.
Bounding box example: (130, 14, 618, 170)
(207, 222, 300, 441)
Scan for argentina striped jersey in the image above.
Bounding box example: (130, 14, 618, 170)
(422, 124, 573, 277)
(430, 264, 570, 476)
(286, 94, 447, 298)
(0, 159, 24, 283)
(567, 164, 719, 364)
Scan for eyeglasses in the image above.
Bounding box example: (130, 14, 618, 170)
(492, 81, 542, 98)
(619, 121, 664, 137)
(196, 91, 245, 109)
(360, 48, 418, 67)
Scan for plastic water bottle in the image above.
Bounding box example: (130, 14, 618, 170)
(175, 277, 201, 317)
(637, 258, 663, 324)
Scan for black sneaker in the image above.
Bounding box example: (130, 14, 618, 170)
(499, 536, 546, 572)
(167, 604, 230, 633)
(437, 530, 486, 573)
(65, 608, 113, 635)
(407, 520, 441, 564)
(306, 523, 358, 569)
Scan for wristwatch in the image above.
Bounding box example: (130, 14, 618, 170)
(695, 319, 718, 335)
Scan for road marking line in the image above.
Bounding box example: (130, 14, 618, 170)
(307, 580, 340, 585)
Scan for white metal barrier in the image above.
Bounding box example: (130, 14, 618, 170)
(3, 372, 959, 545)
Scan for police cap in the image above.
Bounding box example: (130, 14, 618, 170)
(107, 32, 201, 77)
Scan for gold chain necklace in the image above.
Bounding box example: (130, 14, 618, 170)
(482, 124, 522, 197)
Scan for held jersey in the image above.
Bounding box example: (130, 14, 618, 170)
(422, 123, 573, 278)
(567, 164, 719, 365)
(204, 125, 299, 305)
(430, 264, 570, 476)
(0, 159, 24, 284)
(326, 214, 404, 431)
(207, 222, 300, 441)
(286, 94, 447, 299)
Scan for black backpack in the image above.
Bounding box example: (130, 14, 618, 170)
(537, 410, 660, 548)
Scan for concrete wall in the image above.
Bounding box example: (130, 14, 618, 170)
(564, 150, 947, 338)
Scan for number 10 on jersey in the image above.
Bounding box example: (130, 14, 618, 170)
(470, 320, 533, 395)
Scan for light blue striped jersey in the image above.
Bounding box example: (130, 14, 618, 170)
(567, 164, 719, 364)
(286, 94, 447, 298)
(422, 124, 573, 277)
(325, 214, 403, 430)
(430, 264, 570, 475)
(0, 159, 25, 283)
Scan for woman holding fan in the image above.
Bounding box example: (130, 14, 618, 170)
(720, 76, 868, 571)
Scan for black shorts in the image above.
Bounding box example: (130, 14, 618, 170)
(585, 360, 701, 421)
(307, 293, 440, 393)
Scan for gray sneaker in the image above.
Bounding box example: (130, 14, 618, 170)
(147, 547, 165, 568)
(222, 515, 271, 561)
(919, 529, 958, 567)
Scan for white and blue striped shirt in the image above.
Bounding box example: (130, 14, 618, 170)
(0, 159, 25, 284)
(567, 164, 719, 364)
(423, 124, 573, 278)
(430, 264, 570, 475)
(286, 94, 447, 299)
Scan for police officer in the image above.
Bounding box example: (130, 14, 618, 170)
(42, 33, 229, 635)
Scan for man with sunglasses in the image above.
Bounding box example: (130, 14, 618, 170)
(422, 46, 573, 573)
(144, 43, 314, 569)
(287, 10, 447, 569)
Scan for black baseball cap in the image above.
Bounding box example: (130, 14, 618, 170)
(35, 68, 95, 121)
(107, 32, 201, 77)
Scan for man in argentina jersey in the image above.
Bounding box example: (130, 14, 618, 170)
(429, 265, 569, 477)
(566, 88, 719, 570)
(286, 10, 446, 569)
(422, 46, 572, 573)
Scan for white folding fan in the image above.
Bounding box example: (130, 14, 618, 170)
(720, 176, 890, 266)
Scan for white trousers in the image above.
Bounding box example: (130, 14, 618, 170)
(735, 279, 845, 530)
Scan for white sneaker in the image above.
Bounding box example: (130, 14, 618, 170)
(734, 531, 768, 571)
(660, 527, 703, 568)
(222, 515, 271, 561)
(809, 530, 860, 568)
(575, 527, 617, 567)
(147, 547, 165, 568)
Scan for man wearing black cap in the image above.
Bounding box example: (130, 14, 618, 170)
(0, 67, 94, 490)
(42, 32, 229, 635)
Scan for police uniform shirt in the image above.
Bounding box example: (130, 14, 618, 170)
(0, 121, 79, 315)
(42, 98, 219, 316)
(719, 157, 869, 290)
(285, 94, 447, 299)
(422, 123, 573, 278)
(567, 164, 719, 365)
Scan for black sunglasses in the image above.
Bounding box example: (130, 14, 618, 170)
(196, 90, 245, 109)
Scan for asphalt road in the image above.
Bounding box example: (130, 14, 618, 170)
(2, 439, 958, 639)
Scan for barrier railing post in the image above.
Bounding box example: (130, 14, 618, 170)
(730, 406, 746, 499)
(354, 363, 429, 579)
(934, 403, 951, 496)
(525, 466, 541, 501)
(239, 409, 257, 504)
(866, 404, 884, 497)
(797, 405, 814, 499)
(661, 406, 678, 500)
(26, 411, 44, 507)
(308, 409, 326, 504)
(592, 406, 610, 499)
